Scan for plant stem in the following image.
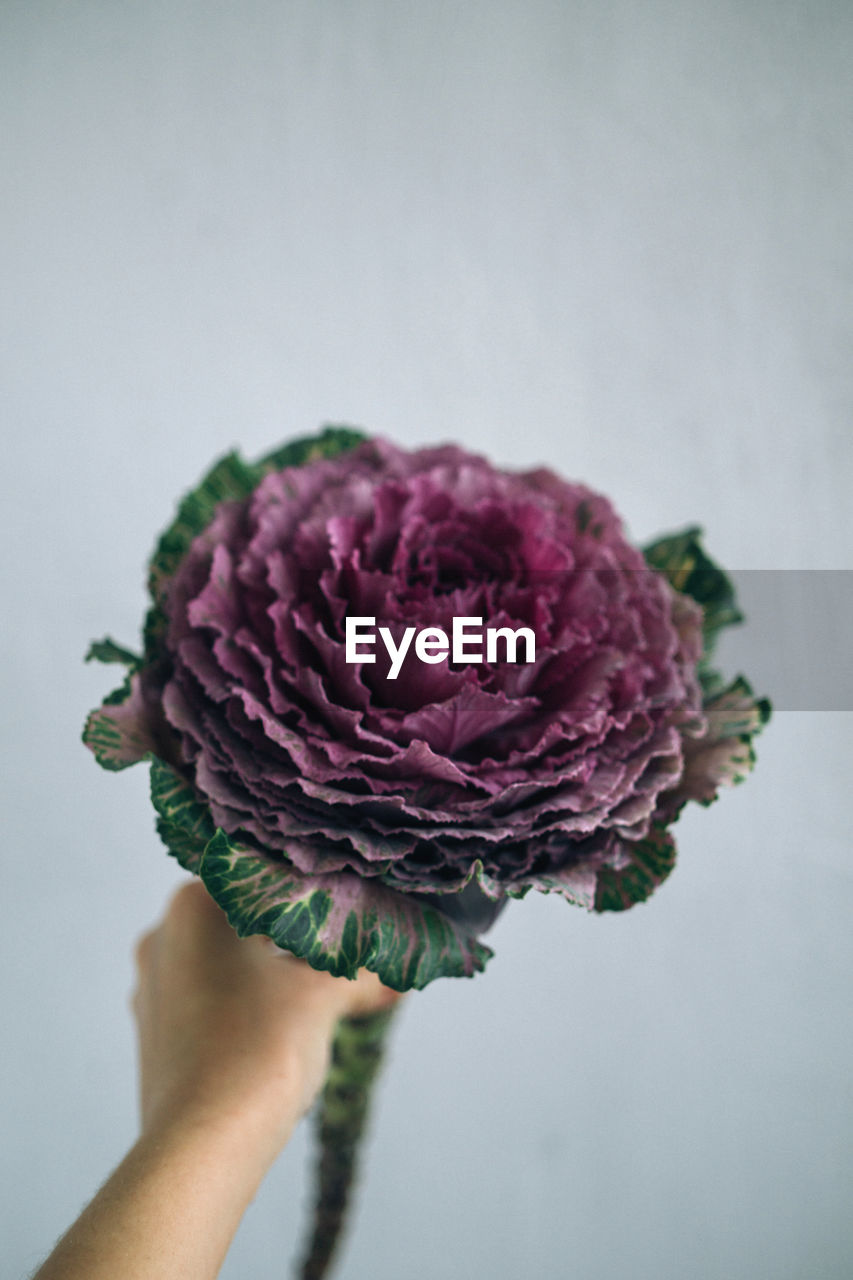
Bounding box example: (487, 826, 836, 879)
(297, 1004, 399, 1280)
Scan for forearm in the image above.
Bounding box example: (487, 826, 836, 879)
(32, 882, 397, 1280)
(32, 1106, 293, 1280)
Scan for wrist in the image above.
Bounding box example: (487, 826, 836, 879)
(141, 1037, 327, 1176)
(141, 1100, 289, 1188)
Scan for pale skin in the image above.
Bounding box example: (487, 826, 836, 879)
(33, 880, 401, 1280)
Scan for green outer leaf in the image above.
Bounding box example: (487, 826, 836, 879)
(256, 424, 367, 474)
(642, 525, 743, 659)
(643, 526, 771, 812)
(84, 636, 141, 667)
(594, 823, 677, 912)
(146, 451, 258, 599)
(143, 425, 366, 660)
(198, 829, 492, 992)
(149, 757, 216, 873)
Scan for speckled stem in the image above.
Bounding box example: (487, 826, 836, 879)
(297, 1004, 399, 1280)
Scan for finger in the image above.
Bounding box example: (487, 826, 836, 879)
(276, 958, 404, 1019)
(164, 877, 220, 924)
(157, 879, 237, 964)
(343, 968, 405, 1017)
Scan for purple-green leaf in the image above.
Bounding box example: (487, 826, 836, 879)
(198, 829, 493, 991)
(593, 824, 678, 912)
(660, 676, 771, 815)
(82, 673, 158, 770)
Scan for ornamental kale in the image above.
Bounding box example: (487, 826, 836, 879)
(84, 427, 769, 992)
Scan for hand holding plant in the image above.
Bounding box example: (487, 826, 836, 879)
(133, 879, 399, 1160)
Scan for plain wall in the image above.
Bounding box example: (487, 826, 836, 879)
(2, 3, 851, 1278)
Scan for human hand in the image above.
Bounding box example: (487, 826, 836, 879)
(133, 879, 401, 1173)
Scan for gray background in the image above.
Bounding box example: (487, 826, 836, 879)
(2, 3, 852, 1278)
